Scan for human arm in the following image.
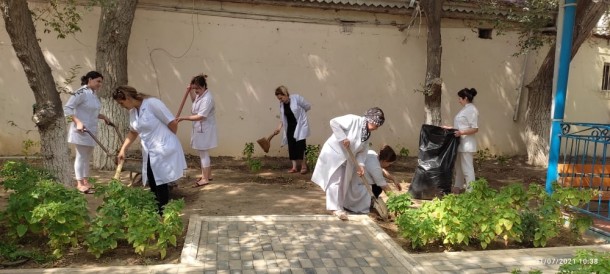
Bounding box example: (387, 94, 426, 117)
(454, 128, 478, 137)
(149, 98, 179, 134)
(382, 168, 402, 191)
(187, 85, 196, 102)
(274, 121, 283, 135)
(64, 93, 85, 131)
(177, 114, 204, 123)
(117, 130, 138, 162)
(296, 95, 311, 112)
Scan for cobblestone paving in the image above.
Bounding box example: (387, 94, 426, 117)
(181, 215, 418, 273)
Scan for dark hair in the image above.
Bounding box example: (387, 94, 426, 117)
(190, 74, 208, 89)
(112, 85, 149, 101)
(457, 88, 478, 103)
(275, 85, 289, 96)
(378, 145, 397, 162)
(80, 71, 103, 85)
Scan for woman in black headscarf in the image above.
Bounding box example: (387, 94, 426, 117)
(311, 107, 385, 220)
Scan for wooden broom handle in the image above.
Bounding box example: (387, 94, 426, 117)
(175, 86, 191, 117)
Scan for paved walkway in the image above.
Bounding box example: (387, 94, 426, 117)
(2, 215, 609, 274)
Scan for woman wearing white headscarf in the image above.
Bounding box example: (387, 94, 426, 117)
(311, 107, 385, 220)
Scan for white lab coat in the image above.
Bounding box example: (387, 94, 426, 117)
(190, 90, 218, 150)
(279, 94, 311, 145)
(311, 114, 369, 192)
(344, 150, 388, 214)
(128, 98, 187, 186)
(454, 103, 479, 152)
(63, 86, 101, 146)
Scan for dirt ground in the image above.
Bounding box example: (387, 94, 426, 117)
(0, 155, 605, 268)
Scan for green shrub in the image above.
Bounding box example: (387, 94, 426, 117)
(386, 192, 412, 217)
(395, 179, 594, 250)
(242, 142, 262, 172)
(305, 144, 321, 168)
(85, 180, 184, 259)
(0, 161, 89, 258)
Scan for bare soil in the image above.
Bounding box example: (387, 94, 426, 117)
(0, 155, 605, 269)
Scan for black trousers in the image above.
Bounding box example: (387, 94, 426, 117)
(147, 156, 169, 215)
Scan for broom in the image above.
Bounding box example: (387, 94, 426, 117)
(107, 122, 125, 180)
(257, 131, 279, 153)
(346, 149, 390, 221)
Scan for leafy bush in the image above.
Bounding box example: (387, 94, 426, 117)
(1, 161, 185, 260)
(242, 142, 262, 172)
(386, 192, 412, 217)
(85, 180, 184, 259)
(305, 144, 321, 168)
(0, 161, 89, 258)
(395, 179, 594, 250)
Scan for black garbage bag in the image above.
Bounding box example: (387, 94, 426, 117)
(408, 124, 459, 199)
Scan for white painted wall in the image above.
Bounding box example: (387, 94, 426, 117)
(1, 2, 609, 158)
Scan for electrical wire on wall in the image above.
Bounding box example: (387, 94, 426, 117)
(148, 0, 197, 96)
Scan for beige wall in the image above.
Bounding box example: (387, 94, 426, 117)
(1, 2, 609, 158)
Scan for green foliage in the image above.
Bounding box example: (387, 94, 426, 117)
(0, 242, 51, 264)
(558, 249, 610, 273)
(32, 0, 84, 39)
(386, 192, 412, 217)
(85, 180, 185, 259)
(399, 147, 409, 158)
(394, 179, 594, 250)
(21, 139, 40, 160)
(242, 142, 262, 172)
(464, 0, 558, 55)
(56, 64, 83, 95)
(305, 144, 321, 169)
(1, 162, 185, 260)
(0, 161, 89, 258)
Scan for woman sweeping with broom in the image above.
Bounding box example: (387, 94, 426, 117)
(176, 74, 218, 188)
(311, 107, 385, 221)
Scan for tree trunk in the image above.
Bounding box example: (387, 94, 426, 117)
(1, 0, 72, 185)
(92, 1, 138, 170)
(421, 0, 443, 126)
(524, 1, 606, 166)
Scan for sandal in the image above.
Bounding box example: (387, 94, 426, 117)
(288, 168, 298, 173)
(300, 168, 308, 174)
(192, 179, 210, 188)
(79, 188, 95, 194)
(333, 210, 348, 221)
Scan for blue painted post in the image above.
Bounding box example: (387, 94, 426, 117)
(546, 0, 577, 193)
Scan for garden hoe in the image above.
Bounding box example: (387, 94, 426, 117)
(256, 131, 279, 153)
(83, 126, 124, 180)
(346, 149, 390, 221)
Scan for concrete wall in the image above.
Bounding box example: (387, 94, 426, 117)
(1, 1, 609, 158)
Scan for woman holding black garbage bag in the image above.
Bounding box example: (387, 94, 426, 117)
(446, 88, 479, 194)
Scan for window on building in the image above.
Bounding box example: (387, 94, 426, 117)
(602, 62, 610, 91)
(478, 29, 492, 39)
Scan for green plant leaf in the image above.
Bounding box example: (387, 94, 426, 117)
(16, 224, 28, 237)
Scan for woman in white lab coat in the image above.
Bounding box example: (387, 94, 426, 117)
(177, 74, 218, 187)
(63, 71, 111, 194)
(113, 85, 187, 215)
(446, 88, 479, 193)
(311, 107, 385, 220)
(273, 85, 311, 174)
